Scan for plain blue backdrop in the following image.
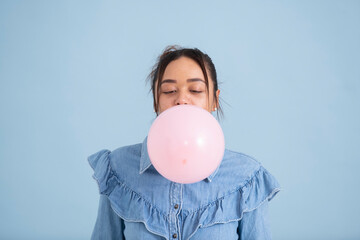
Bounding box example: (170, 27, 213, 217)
(1, 1, 359, 239)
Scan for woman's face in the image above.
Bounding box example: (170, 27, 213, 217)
(156, 57, 220, 114)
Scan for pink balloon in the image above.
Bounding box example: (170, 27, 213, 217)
(147, 105, 225, 184)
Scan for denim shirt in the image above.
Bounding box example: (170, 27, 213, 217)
(88, 137, 280, 240)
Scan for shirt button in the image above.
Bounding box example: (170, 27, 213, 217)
(173, 233, 177, 238)
(174, 204, 179, 209)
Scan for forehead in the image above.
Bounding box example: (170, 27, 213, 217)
(162, 57, 204, 79)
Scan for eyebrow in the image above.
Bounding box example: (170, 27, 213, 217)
(160, 78, 205, 85)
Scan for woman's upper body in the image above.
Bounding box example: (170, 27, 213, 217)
(88, 136, 280, 240)
(88, 46, 280, 239)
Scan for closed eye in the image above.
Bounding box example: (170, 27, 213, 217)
(190, 90, 203, 93)
(163, 90, 176, 94)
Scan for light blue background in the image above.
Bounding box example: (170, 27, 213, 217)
(1, 1, 359, 239)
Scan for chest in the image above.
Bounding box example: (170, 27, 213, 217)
(108, 178, 242, 240)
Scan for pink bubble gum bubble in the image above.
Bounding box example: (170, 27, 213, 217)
(147, 105, 225, 184)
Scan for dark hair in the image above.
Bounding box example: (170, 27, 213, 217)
(147, 45, 223, 119)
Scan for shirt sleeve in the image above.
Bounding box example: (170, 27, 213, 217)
(237, 200, 272, 240)
(91, 195, 125, 240)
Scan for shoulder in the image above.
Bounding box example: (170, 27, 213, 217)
(110, 142, 142, 159)
(214, 149, 264, 187)
(216, 149, 280, 211)
(110, 143, 142, 164)
(211, 148, 280, 202)
(227, 148, 279, 198)
(223, 149, 262, 171)
(89, 143, 142, 170)
(87, 142, 143, 191)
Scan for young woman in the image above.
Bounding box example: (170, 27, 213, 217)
(88, 46, 280, 240)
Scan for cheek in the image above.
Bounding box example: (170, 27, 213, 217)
(191, 96, 209, 109)
(158, 94, 168, 103)
(158, 95, 172, 110)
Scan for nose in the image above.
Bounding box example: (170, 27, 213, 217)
(175, 91, 189, 105)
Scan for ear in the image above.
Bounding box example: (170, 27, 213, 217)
(211, 89, 220, 111)
(216, 89, 220, 105)
(215, 89, 220, 109)
(153, 101, 158, 114)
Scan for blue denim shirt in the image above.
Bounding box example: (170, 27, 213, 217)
(88, 137, 280, 240)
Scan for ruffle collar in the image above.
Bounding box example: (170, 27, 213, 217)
(88, 148, 280, 240)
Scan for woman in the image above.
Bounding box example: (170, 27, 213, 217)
(88, 46, 280, 239)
